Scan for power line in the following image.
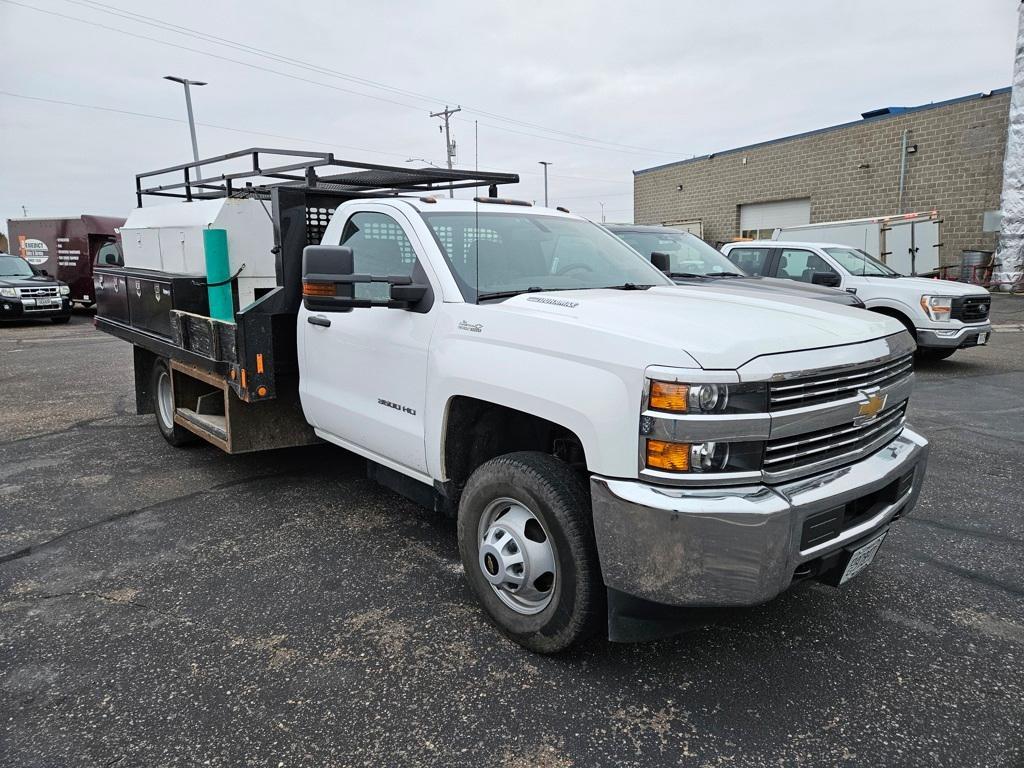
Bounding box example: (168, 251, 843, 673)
(556, 191, 633, 201)
(60, 0, 684, 156)
(9, 0, 682, 158)
(0, 90, 631, 186)
(0, 90, 412, 159)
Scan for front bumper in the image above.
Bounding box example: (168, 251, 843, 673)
(916, 322, 991, 349)
(591, 427, 929, 607)
(0, 298, 72, 319)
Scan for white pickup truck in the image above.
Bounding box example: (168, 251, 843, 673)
(722, 240, 992, 360)
(95, 150, 930, 652)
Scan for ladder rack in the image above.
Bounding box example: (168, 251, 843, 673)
(135, 147, 520, 206)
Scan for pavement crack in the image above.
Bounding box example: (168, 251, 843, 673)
(4, 589, 193, 624)
(897, 549, 1024, 598)
(0, 470, 296, 566)
(0, 416, 148, 447)
(905, 517, 1024, 547)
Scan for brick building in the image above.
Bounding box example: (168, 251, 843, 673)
(633, 88, 1010, 266)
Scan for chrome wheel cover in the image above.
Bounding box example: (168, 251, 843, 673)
(477, 497, 557, 615)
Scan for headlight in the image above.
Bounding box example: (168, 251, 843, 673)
(646, 439, 763, 473)
(59, 285, 70, 296)
(920, 295, 953, 321)
(648, 381, 766, 414)
(0, 288, 16, 298)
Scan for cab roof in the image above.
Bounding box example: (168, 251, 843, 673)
(391, 197, 581, 219)
(724, 240, 860, 250)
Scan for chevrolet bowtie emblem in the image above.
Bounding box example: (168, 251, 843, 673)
(856, 390, 887, 422)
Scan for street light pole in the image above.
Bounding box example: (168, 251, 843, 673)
(538, 161, 552, 207)
(164, 75, 207, 181)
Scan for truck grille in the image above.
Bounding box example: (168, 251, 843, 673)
(17, 286, 59, 298)
(950, 295, 991, 322)
(764, 403, 907, 474)
(768, 353, 913, 410)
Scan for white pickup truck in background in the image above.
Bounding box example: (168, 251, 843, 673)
(94, 150, 931, 653)
(722, 240, 992, 360)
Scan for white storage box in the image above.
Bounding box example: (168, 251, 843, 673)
(120, 198, 277, 309)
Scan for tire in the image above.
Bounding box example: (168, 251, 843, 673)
(457, 451, 604, 653)
(916, 347, 957, 361)
(150, 358, 197, 447)
(50, 316, 70, 325)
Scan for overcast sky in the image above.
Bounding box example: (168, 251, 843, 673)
(0, 0, 1018, 233)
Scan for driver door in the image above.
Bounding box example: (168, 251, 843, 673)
(299, 207, 438, 477)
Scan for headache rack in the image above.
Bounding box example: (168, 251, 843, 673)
(96, 148, 518, 453)
(135, 147, 519, 206)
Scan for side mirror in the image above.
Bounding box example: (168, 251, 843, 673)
(40, 269, 49, 277)
(812, 272, 841, 288)
(650, 251, 671, 273)
(302, 245, 428, 312)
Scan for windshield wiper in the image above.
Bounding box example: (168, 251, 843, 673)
(707, 271, 745, 278)
(668, 272, 710, 279)
(476, 286, 545, 301)
(604, 283, 654, 290)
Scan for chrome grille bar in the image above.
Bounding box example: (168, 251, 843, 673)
(17, 286, 60, 298)
(769, 354, 914, 409)
(764, 404, 907, 470)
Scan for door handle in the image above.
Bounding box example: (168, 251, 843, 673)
(307, 315, 331, 327)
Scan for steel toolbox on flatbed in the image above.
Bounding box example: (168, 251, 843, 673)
(94, 148, 517, 452)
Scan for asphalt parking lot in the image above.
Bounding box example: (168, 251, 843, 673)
(2, 299, 1023, 768)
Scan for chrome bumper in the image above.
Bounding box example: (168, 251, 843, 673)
(916, 322, 991, 349)
(591, 428, 929, 607)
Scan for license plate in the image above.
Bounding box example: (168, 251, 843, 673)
(978, 332, 989, 344)
(839, 532, 887, 585)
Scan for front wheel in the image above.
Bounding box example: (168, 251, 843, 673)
(916, 347, 957, 361)
(457, 451, 604, 653)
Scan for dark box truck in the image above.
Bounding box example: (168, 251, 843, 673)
(7, 215, 125, 306)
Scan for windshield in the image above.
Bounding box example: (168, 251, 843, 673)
(0, 255, 34, 277)
(824, 247, 900, 277)
(614, 231, 746, 277)
(419, 212, 670, 301)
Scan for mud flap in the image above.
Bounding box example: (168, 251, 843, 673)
(606, 587, 720, 643)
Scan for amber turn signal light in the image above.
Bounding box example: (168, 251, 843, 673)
(303, 281, 335, 297)
(646, 440, 690, 471)
(649, 382, 689, 412)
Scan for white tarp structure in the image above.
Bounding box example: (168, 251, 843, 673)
(994, 2, 1024, 290)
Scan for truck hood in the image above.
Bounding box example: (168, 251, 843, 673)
(880, 276, 990, 297)
(680, 275, 862, 306)
(0, 274, 62, 289)
(490, 286, 902, 370)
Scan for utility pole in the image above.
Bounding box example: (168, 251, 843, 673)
(164, 75, 207, 182)
(538, 161, 552, 207)
(430, 105, 461, 197)
(21, 205, 28, 217)
(600, 202, 606, 223)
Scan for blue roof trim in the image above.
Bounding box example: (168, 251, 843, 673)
(634, 87, 1011, 176)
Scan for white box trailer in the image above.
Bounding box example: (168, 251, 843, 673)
(772, 211, 941, 276)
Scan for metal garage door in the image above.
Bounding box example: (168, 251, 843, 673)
(740, 199, 810, 239)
